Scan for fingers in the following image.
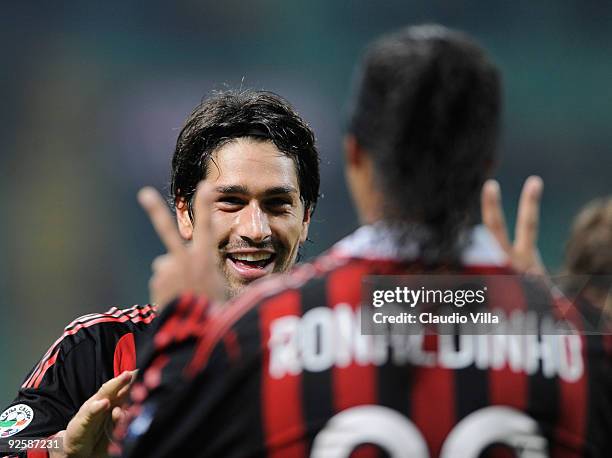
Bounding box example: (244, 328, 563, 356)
(94, 371, 133, 403)
(149, 253, 187, 308)
(63, 396, 111, 454)
(514, 175, 543, 258)
(89, 399, 111, 415)
(481, 179, 512, 253)
(78, 398, 110, 431)
(111, 406, 125, 424)
(115, 373, 137, 403)
(142, 181, 225, 303)
(152, 254, 171, 272)
(191, 181, 225, 300)
(62, 372, 135, 456)
(115, 385, 131, 401)
(88, 371, 134, 419)
(138, 187, 186, 256)
(192, 181, 216, 257)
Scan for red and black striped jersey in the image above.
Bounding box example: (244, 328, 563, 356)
(0, 304, 157, 458)
(118, 225, 612, 458)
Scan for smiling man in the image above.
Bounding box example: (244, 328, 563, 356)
(205, 144, 306, 290)
(167, 90, 319, 299)
(0, 89, 320, 458)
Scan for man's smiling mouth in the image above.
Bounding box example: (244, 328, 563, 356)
(225, 250, 277, 280)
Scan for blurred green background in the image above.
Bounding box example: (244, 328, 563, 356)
(1, 0, 611, 406)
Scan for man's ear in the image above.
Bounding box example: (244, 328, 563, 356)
(344, 134, 365, 168)
(175, 198, 194, 240)
(299, 206, 312, 244)
(343, 134, 381, 224)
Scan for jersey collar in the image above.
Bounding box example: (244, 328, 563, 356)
(331, 222, 509, 267)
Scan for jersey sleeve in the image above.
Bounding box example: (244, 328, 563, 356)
(1, 305, 157, 458)
(0, 339, 99, 457)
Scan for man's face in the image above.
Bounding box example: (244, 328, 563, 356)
(177, 138, 310, 298)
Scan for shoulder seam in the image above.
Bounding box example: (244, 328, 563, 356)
(21, 338, 94, 392)
(64, 304, 157, 331)
(22, 306, 156, 390)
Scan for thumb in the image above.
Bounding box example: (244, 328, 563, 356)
(63, 399, 110, 455)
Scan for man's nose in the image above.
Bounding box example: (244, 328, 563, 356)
(236, 201, 272, 244)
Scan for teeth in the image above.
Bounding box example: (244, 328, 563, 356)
(231, 253, 272, 262)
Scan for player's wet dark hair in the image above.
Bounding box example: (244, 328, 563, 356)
(171, 89, 320, 217)
(347, 24, 501, 262)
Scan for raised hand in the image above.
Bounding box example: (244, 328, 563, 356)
(138, 182, 224, 308)
(49, 371, 135, 458)
(481, 175, 547, 275)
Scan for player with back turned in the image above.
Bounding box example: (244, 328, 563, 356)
(120, 25, 612, 457)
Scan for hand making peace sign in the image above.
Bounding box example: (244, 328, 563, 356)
(138, 182, 225, 309)
(481, 175, 547, 275)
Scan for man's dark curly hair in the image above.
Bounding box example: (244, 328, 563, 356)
(171, 89, 320, 217)
(347, 24, 501, 261)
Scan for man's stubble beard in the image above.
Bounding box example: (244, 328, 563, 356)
(218, 244, 298, 301)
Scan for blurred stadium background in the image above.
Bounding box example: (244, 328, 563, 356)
(1, 1, 611, 405)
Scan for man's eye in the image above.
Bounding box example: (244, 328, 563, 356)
(219, 197, 245, 206)
(269, 198, 290, 205)
(266, 198, 292, 211)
